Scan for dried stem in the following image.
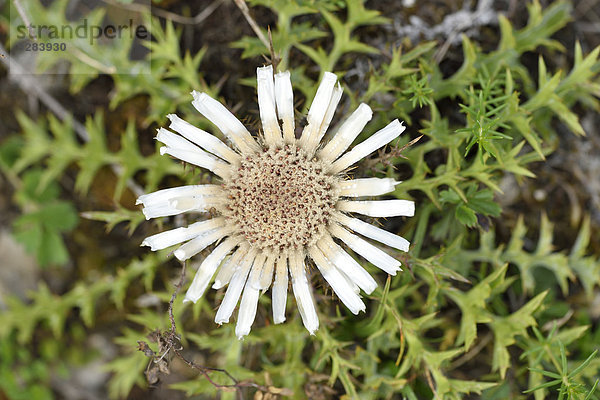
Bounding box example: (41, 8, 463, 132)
(363, 135, 423, 173)
(233, 0, 270, 50)
(158, 261, 292, 399)
(448, 332, 494, 370)
(266, 27, 281, 72)
(101, 0, 225, 25)
(424, 368, 441, 400)
(12, 0, 37, 40)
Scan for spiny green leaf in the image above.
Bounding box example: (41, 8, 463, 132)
(491, 291, 547, 378)
(104, 349, 147, 399)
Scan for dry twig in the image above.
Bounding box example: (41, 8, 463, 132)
(101, 0, 225, 25)
(233, 0, 270, 50)
(12, 0, 37, 40)
(363, 134, 423, 173)
(138, 261, 293, 399)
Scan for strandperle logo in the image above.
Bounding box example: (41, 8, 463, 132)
(16, 19, 149, 45)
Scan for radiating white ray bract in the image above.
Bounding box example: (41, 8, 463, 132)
(318, 103, 372, 163)
(257, 65, 282, 147)
(142, 217, 226, 251)
(334, 212, 410, 252)
(191, 91, 260, 154)
(289, 250, 319, 334)
(337, 199, 415, 218)
(212, 255, 238, 290)
(236, 280, 261, 339)
(173, 225, 232, 261)
(159, 146, 229, 178)
(184, 237, 244, 304)
(214, 248, 257, 325)
(328, 119, 406, 174)
(247, 253, 267, 290)
(258, 255, 276, 290)
(156, 127, 230, 178)
(316, 234, 377, 294)
(299, 72, 339, 154)
(272, 256, 289, 324)
(138, 65, 415, 339)
(328, 224, 402, 276)
(137, 185, 223, 220)
(308, 245, 366, 314)
(338, 177, 399, 197)
(136, 185, 222, 207)
(274, 71, 295, 143)
(166, 114, 240, 163)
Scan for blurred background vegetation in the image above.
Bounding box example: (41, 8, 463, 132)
(1, 0, 600, 399)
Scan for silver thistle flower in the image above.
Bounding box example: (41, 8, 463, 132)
(138, 65, 414, 338)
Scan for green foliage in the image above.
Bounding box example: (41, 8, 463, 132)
(403, 70, 435, 109)
(234, 0, 385, 72)
(104, 329, 151, 399)
(0, 252, 161, 344)
(451, 214, 600, 295)
(439, 184, 502, 228)
(0, 130, 79, 267)
(520, 326, 599, 400)
(525, 342, 599, 400)
(0, 253, 163, 397)
(11, 169, 78, 266)
(0, 334, 55, 400)
(232, 0, 328, 67)
(457, 69, 511, 159)
(1, 0, 600, 399)
(11, 111, 183, 200)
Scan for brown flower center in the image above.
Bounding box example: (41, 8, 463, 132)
(221, 145, 339, 252)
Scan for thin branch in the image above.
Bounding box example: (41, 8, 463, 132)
(233, 0, 270, 50)
(363, 134, 423, 173)
(424, 367, 441, 400)
(0, 44, 88, 139)
(167, 261, 187, 334)
(433, 30, 460, 64)
(265, 27, 281, 71)
(157, 261, 293, 398)
(68, 46, 116, 74)
(101, 0, 225, 26)
(12, 0, 37, 40)
(448, 332, 494, 370)
(542, 309, 574, 332)
(165, 261, 246, 393)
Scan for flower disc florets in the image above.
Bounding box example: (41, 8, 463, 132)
(221, 145, 339, 252)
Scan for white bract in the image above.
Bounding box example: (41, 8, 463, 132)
(139, 65, 414, 339)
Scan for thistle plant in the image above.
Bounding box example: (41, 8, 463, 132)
(138, 65, 413, 338)
(0, 1, 599, 399)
